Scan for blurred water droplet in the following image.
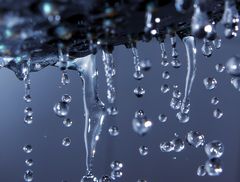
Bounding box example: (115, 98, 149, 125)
(231, 77, 240, 91)
(139, 146, 149, 156)
(63, 118, 73, 127)
(170, 97, 182, 110)
(61, 94, 72, 103)
(99, 176, 111, 182)
(202, 39, 213, 57)
(205, 140, 224, 158)
(108, 126, 119, 136)
(24, 107, 33, 116)
(213, 37, 222, 49)
(171, 58, 181, 68)
(62, 137, 71, 147)
(53, 101, 69, 117)
(158, 114, 167, 123)
(172, 89, 181, 98)
(225, 55, 240, 76)
(160, 141, 175, 152)
(215, 64, 225, 73)
(205, 158, 223, 176)
(197, 165, 206, 176)
(140, 59, 151, 71)
(24, 115, 33, 124)
(23, 94, 32, 103)
(176, 112, 189, 123)
(111, 170, 123, 180)
(61, 72, 70, 85)
(211, 97, 219, 105)
(203, 77, 217, 90)
(81, 174, 98, 182)
(132, 110, 152, 136)
(172, 138, 185, 152)
(107, 106, 118, 116)
(213, 108, 223, 119)
(110, 161, 123, 171)
(187, 131, 205, 148)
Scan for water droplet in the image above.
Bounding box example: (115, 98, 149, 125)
(170, 97, 182, 110)
(137, 179, 147, 182)
(134, 86, 145, 97)
(107, 106, 118, 116)
(215, 64, 225, 73)
(111, 170, 123, 179)
(161, 84, 170, 93)
(158, 114, 167, 123)
(61, 72, 70, 85)
(172, 89, 181, 98)
(160, 141, 175, 152)
(213, 37, 222, 49)
(172, 138, 185, 152)
(231, 77, 240, 91)
(23, 94, 32, 103)
(205, 158, 223, 176)
(81, 174, 98, 182)
(213, 108, 223, 119)
(24, 170, 33, 182)
(211, 97, 219, 105)
(171, 58, 181, 68)
(23, 145, 33, 153)
(133, 71, 144, 80)
(197, 165, 206, 176)
(187, 131, 205, 148)
(132, 111, 152, 136)
(25, 159, 33, 167)
(205, 140, 224, 158)
(24, 115, 33, 124)
(53, 101, 69, 117)
(162, 71, 170, 79)
(108, 126, 119, 136)
(176, 112, 189, 123)
(140, 59, 151, 71)
(203, 77, 217, 90)
(24, 107, 33, 116)
(99, 176, 111, 182)
(62, 137, 71, 147)
(139, 146, 149, 156)
(63, 118, 73, 127)
(225, 55, 240, 76)
(61, 94, 72, 103)
(202, 39, 213, 57)
(110, 161, 123, 171)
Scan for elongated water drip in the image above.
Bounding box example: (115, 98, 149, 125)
(58, 46, 70, 85)
(132, 46, 144, 80)
(73, 54, 106, 176)
(180, 36, 197, 115)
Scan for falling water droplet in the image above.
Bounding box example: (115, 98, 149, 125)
(170, 35, 179, 58)
(205, 158, 223, 176)
(24, 107, 33, 116)
(108, 126, 119, 136)
(111, 170, 123, 180)
(225, 55, 240, 76)
(161, 84, 170, 93)
(107, 106, 118, 116)
(231, 77, 240, 91)
(215, 64, 225, 73)
(213, 108, 223, 119)
(162, 71, 170, 79)
(211, 97, 219, 105)
(137, 179, 147, 182)
(159, 41, 169, 66)
(62, 137, 71, 147)
(203, 77, 217, 90)
(24, 170, 33, 182)
(139, 146, 149, 156)
(158, 114, 167, 123)
(53, 101, 69, 117)
(172, 138, 185, 152)
(205, 140, 224, 158)
(176, 112, 189, 123)
(172, 89, 181, 98)
(99, 176, 111, 182)
(23, 94, 32, 103)
(23, 145, 33, 153)
(132, 47, 144, 80)
(63, 118, 73, 127)
(213, 37, 222, 49)
(61, 94, 72, 103)
(140, 59, 151, 71)
(25, 159, 34, 167)
(81, 174, 98, 182)
(171, 58, 181, 68)
(61, 72, 70, 85)
(202, 39, 213, 57)
(132, 110, 152, 136)
(170, 97, 182, 110)
(187, 131, 205, 148)
(159, 141, 175, 152)
(197, 165, 206, 176)
(24, 115, 33, 124)
(134, 86, 145, 97)
(110, 161, 123, 171)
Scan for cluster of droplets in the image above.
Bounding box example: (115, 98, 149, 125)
(160, 137, 185, 153)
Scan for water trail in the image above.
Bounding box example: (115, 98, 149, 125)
(72, 54, 106, 176)
(180, 36, 197, 114)
(58, 46, 70, 85)
(131, 46, 144, 80)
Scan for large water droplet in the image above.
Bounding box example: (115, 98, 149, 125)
(205, 158, 223, 176)
(205, 140, 224, 158)
(187, 131, 205, 148)
(203, 77, 217, 90)
(172, 138, 185, 152)
(24, 170, 33, 182)
(53, 101, 69, 117)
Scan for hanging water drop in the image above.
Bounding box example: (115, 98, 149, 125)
(159, 41, 168, 66)
(205, 140, 224, 158)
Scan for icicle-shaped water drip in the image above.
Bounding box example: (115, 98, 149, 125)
(132, 47, 144, 80)
(177, 36, 197, 123)
(72, 54, 106, 179)
(202, 38, 213, 57)
(159, 41, 168, 66)
(144, 7, 153, 32)
(23, 58, 32, 103)
(170, 35, 181, 68)
(102, 50, 118, 115)
(58, 46, 70, 85)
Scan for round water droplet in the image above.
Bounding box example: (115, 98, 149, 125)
(81, 174, 98, 182)
(215, 64, 225, 73)
(213, 108, 223, 119)
(172, 89, 181, 98)
(24, 115, 33, 124)
(162, 71, 170, 79)
(171, 58, 181, 68)
(201, 41, 213, 57)
(172, 138, 185, 152)
(205, 158, 223, 176)
(176, 112, 189, 123)
(99, 176, 111, 182)
(111, 170, 122, 179)
(23, 145, 33, 153)
(139, 146, 149, 156)
(61, 94, 72, 103)
(161, 59, 169, 67)
(133, 71, 144, 80)
(132, 112, 152, 136)
(187, 131, 205, 148)
(24, 107, 33, 116)
(160, 141, 175, 152)
(24, 170, 33, 182)
(197, 165, 206, 176)
(203, 77, 217, 90)
(110, 161, 123, 171)
(53, 101, 69, 117)
(108, 126, 119, 136)
(140, 59, 151, 71)
(24, 94, 32, 103)
(63, 118, 72, 127)
(135, 110, 145, 118)
(25, 159, 33, 167)
(158, 114, 167, 123)
(211, 97, 219, 105)
(225, 55, 240, 76)
(134, 86, 145, 97)
(161, 84, 170, 94)
(205, 140, 224, 158)
(170, 97, 182, 110)
(231, 77, 240, 91)
(62, 137, 71, 147)
(107, 106, 118, 116)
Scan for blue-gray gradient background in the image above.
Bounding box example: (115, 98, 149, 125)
(0, 26, 240, 182)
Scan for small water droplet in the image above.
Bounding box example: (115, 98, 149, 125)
(24, 170, 33, 182)
(160, 141, 174, 152)
(23, 145, 33, 153)
(132, 111, 152, 136)
(107, 106, 118, 116)
(139, 146, 149, 156)
(158, 114, 167, 123)
(197, 165, 207, 176)
(111, 170, 123, 180)
(25, 159, 34, 167)
(23, 94, 32, 103)
(61, 72, 70, 85)
(203, 77, 217, 90)
(187, 131, 205, 148)
(176, 112, 189, 123)
(134, 86, 145, 97)
(211, 97, 219, 105)
(213, 108, 223, 119)
(63, 118, 73, 127)
(62, 137, 71, 147)
(24, 107, 33, 116)
(161, 84, 170, 94)
(61, 94, 72, 103)
(215, 64, 225, 73)
(81, 174, 98, 182)
(162, 71, 170, 79)
(172, 89, 181, 98)
(99, 176, 111, 182)
(24, 115, 33, 124)
(133, 71, 144, 80)
(231, 77, 240, 91)
(202, 39, 213, 57)
(171, 58, 181, 68)
(170, 97, 182, 110)
(205, 140, 224, 158)
(213, 37, 222, 49)
(172, 138, 185, 152)
(53, 101, 69, 117)
(110, 161, 123, 171)
(205, 158, 223, 176)
(108, 126, 119, 136)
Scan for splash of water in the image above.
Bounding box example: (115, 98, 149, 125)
(180, 36, 197, 116)
(72, 54, 106, 176)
